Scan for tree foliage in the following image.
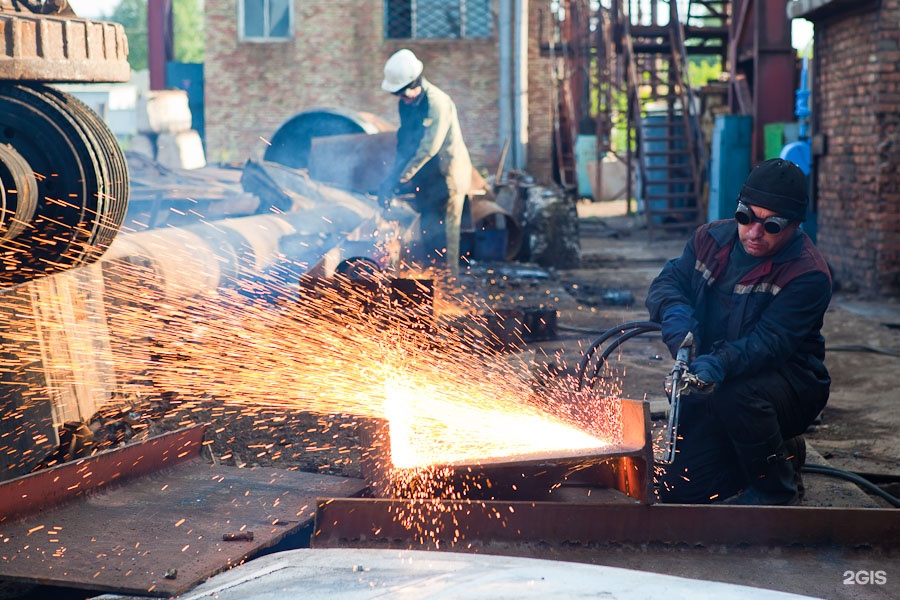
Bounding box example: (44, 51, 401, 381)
(106, 0, 205, 71)
(173, 0, 205, 64)
(108, 0, 147, 71)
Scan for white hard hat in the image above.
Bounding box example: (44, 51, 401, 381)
(381, 49, 424, 93)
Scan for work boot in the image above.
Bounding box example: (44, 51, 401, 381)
(722, 434, 800, 506)
(785, 435, 807, 501)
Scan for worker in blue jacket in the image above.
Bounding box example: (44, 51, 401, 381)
(646, 158, 832, 505)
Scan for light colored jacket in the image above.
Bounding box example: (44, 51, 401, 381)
(396, 78, 472, 197)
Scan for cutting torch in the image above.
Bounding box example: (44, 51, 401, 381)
(660, 332, 713, 464)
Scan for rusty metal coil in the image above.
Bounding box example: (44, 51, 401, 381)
(0, 83, 128, 286)
(0, 142, 38, 241)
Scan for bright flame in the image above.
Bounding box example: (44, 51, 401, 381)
(384, 377, 609, 469)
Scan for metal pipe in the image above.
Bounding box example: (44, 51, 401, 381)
(498, 0, 513, 174)
(513, 0, 529, 170)
(148, 0, 173, 91)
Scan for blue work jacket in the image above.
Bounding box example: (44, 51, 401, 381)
(646, 219, 832, 384)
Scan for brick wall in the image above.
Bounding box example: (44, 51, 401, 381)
(204, 0, 555, 182)
(813, 0, 900, 296)
(526, 0, 553, 183)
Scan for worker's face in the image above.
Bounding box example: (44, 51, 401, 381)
(737, 203, 799, 258)
(395, 85, 423, 104)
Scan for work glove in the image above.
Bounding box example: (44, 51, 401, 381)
(688, 354, 725, 393)
(377, 179, 398, 210)
(664, 364, 688, 398)
(660, 305, 700, 359)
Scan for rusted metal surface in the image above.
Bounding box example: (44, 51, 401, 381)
(0, 426, 366, 597)
(0, 426, 204, 523)
(0, 13, 130, 82)
(787, 0, 878, 20)
(359, 399, 654, 504)
(729, 0, 795, 164)
(314, 497, 900, 551)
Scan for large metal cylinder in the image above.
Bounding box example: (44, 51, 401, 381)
(0, 83, 129, 286)
(264, 108, 395, 171)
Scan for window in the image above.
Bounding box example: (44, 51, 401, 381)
(385, 0, 493, 40)
(239, 0, 294, 41)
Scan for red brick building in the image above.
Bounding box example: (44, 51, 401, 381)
(204, 0, 557, 183)
(791, 0, 900, 296)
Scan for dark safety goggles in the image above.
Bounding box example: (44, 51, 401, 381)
(392, 83, 415, 97)
(734, 202, 791, 235)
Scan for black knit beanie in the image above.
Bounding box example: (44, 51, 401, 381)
(739, 158, 808, 221)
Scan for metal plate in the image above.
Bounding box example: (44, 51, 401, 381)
(314, 497, 900, 550)
(0, 428, 366, 597)
(314, 499, 900, 600)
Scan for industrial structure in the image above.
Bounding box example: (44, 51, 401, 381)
(201, 0, 899, 296)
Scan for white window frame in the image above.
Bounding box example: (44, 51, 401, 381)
(238, 0, 295, 42)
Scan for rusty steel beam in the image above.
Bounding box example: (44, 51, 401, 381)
(752, 0, 795, 164)
(729, 0, 795, 164)
(148, 0, 173, 90)
(358, 399, 655, 505)
(0, 425, 367, 597)
(313, 497, 900, 551)
(0, 425, 205, 524)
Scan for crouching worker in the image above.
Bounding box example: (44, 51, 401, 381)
(646, 158, 832, 505)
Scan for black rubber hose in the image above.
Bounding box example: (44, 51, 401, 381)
(802, 463, 900, 508)
(588, 325, 663, 387)
(577, 321, 661, 390)
(576, 321, 658, 389)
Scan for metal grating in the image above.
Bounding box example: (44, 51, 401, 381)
(385, 0, 493, 40)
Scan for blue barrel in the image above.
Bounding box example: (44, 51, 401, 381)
(709, 115, 752, 222)
(575, 134, 597, 199)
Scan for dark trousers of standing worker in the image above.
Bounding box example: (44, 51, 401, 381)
(657, 366, 829, 504)
(398, 171, 453, 268)
(414, 176, 450, 266)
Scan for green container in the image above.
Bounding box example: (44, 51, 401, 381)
(764, 123, 786, 160)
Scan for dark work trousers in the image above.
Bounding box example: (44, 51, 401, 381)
(400, 171, 452, 267)
(657, 366, 829, 503)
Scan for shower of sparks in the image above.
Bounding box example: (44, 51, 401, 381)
(0, 202, 624, 509)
